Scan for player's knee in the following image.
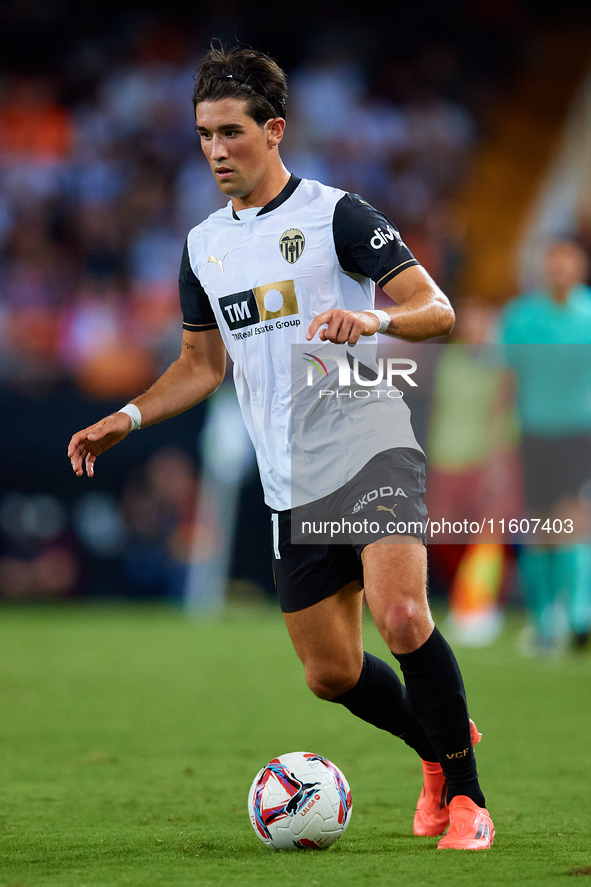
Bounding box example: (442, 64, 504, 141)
(377, 599, 430, 647)
(304, 664, 358, 701)
(381, 599, 420, 630)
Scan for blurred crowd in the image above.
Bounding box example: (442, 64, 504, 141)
(0, 3, 561, 610)
(0, 16, 497, 399)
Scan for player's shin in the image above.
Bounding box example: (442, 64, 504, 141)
(394, 627, 485, 808)
(330, 651, 438, 762)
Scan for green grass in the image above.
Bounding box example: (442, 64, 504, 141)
(0, 603, 590, 887)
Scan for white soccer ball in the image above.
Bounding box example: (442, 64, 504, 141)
(248, 751, 352, 850)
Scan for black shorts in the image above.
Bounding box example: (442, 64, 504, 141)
(521, 433, 591, 513)
(271, 447, 427, 613)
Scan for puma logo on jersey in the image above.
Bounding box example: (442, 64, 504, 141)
(208, 252, 228, 272)
(377, 505, 396, 516)
(370, 226, 401, 250)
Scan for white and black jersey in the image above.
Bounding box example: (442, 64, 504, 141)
(179, 175, 422, 511)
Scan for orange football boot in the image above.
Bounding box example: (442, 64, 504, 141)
(437, 795, 495, 850)
(413, 718, 482, 837)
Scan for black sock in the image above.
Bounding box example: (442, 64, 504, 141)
(331, 651, 439, 762)
(394, 627, 485, 807)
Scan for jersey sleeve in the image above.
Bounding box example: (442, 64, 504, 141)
(179, 238, 218, 332)
(332, 193, 419, 288)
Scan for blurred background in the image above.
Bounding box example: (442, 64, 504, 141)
(2, 0, 591, 648)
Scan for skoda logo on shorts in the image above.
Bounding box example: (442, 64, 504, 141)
(280, 228, 305, 264)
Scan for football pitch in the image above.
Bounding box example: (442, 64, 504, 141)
(1, 603, 590, 887)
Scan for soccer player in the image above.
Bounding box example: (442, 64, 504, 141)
(68, 44, 494, 850)
(498, 239, 591, 654)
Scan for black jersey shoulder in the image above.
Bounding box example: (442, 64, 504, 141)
(333, 193, 419, 287)
(179, 238, 218, 331)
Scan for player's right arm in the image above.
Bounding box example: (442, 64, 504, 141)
(67, 327, 226, 478)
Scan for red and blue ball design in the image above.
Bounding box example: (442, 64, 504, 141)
(248, 751, 352, 850)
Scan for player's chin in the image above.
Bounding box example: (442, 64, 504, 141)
(215, 180, 237, 195)
(216, 177, 247, 197)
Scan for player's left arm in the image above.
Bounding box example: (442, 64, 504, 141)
(306, 266, 454, 344)
(306, 193, 455, 344)
(378, 264, 455, 341)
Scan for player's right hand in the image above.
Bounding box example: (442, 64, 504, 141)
(67, 412, 132, 478)
(306, 309, 381, 344)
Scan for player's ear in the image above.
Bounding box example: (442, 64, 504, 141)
(266, 117, 285, 147)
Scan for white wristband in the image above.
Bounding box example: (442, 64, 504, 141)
(117, 403, 142, 431)
(365, 309, 391, 334)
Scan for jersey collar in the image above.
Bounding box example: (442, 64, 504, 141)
(231, 174, 301, 220)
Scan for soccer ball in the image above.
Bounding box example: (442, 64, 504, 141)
(248, 751, 352, 850)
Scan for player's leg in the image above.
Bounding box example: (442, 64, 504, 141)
(517, 545, 555, 653)
(281, 580, 439, 761)
(362, 539, 493, 848)
(555, 543, 591, 650)
(282, 580, 363, 700)
(273, 507, 437, 759)
(362, 539, 480, 797)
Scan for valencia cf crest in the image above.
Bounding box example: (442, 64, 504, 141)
(280, 228, 305, 264)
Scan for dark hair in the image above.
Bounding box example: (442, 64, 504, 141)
(193, 42, 287, 125)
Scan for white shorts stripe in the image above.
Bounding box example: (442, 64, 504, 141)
(271, 512, 281, 560)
